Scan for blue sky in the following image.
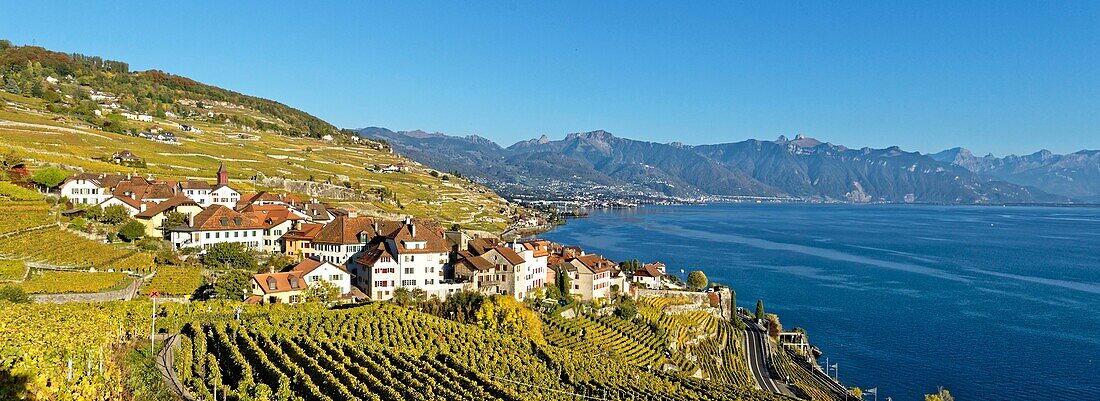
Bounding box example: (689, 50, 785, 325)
(2, 1, 1097, 155)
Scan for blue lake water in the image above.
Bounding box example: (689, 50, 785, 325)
(540, 204, 1100, 400)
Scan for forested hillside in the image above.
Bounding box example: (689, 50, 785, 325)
(0, 40, 337, 139)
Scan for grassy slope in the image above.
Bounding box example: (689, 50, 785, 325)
(0, 90, 517, 231)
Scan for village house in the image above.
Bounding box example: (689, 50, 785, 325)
(291, 257, 353, 295)
(251, 270, 306, 304)
(96, 194, 146, 217)
(60, 173, 126, 205)
(111, 150, 141, 165)
(630, 262, 666, 289)
(282, 222, 324, 261)
(310, 214, 375, 266)
(561, 254, 616, 301)
(168, 205, 263, 252)
(450, 238, 548, 301)
(134, 195, 203, 238)
(354, 217, 460, 301)
(178, 180, 213, 206)
(240, 204, 306, 253)
(210, 163, 240, 208)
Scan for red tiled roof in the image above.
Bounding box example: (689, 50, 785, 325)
(282, 222, 324, 240)
(179, 180, 212, 190)
(455, 255, 494, 272)
(632, 263, 663, 278)
(186, 204, 263, 231)
(291, 257, 348, 274)
(493, 246, 527, 266)
(252, 271, 306, 294)
(136, 195, 201, 219)
(313, 216, 378, 245)
(572, 254, 614, 273)
(240, 205, 305, 229)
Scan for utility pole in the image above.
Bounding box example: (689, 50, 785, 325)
(149, 291, 159, 356)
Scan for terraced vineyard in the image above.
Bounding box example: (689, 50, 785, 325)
(0, 227, 155, 272)
(17, 269, 131, 294)
(176, 304, 792, 401)
(0, 199, 55, 234)
(541, 295, 772, 396)
(141, 265, 205, 297)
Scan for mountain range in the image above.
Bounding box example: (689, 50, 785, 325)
(930, 148, 1100, 202)
(359, 128, 1093, 204)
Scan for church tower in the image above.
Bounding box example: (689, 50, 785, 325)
(216, 162, 228, 186)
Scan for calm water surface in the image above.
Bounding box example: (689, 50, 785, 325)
(541, 204, 1100, 400)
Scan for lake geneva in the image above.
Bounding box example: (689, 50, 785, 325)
(541, 204, 1100, 401)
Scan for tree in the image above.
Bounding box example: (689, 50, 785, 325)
(118, 220, 146, 242)
(556, 268, 570, 300)
(31, 166, 68, 189)
(475, 295, 544, 343)
(756, 299, 765, 321)
(617, 297, 637, 320)
(82, 205, 103, 222)
(304, 280, 340, 305)
(262, 253, 294, 273)
(100, 205, 129, 224)
(850, 388, 862, 400)
(203, 242, 257, 270)
(687, 270, 708, 290)
(765, 313, 782, 338)
(392, 287, 413, 307)
(618, 259, 641, 273)
(162, 211, 189, 231)
(198, 269, 251, 300)
(0, 285, 31, 304)
(925, 388, 955, 401)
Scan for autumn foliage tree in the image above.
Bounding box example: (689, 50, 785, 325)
(687, 270, 708, 290)
(475, 295, 543, 343)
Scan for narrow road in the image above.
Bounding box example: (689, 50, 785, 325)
(741, 315, 796, 398)
(155, 334, 195, 401)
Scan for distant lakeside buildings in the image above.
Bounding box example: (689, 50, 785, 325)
(54, 162, 684, 305)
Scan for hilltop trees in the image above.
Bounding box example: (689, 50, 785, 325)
(687, 270, 708, 290)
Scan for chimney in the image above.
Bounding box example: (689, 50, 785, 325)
(347, 210, 357, 218)
(140, 203, 147, 212)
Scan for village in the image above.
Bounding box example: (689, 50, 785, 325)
(48, 162, 689, 305)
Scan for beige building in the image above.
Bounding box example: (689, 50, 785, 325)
(562, 254, 615, 301)
(134, 195, 204, 238)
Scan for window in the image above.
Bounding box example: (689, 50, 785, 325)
(234, 232, 239, 238)
(404, 268, 414, 275)
(330, 274, 340, 281)
(205, 233, 210, 239)
(425, 279, 434, 285)
(426, 266, 435, 273)
(401, 280, 416, 286)
(310, 276, 320, 282)
(215, 232, 220, 239)
(266, 277, 277, 291)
